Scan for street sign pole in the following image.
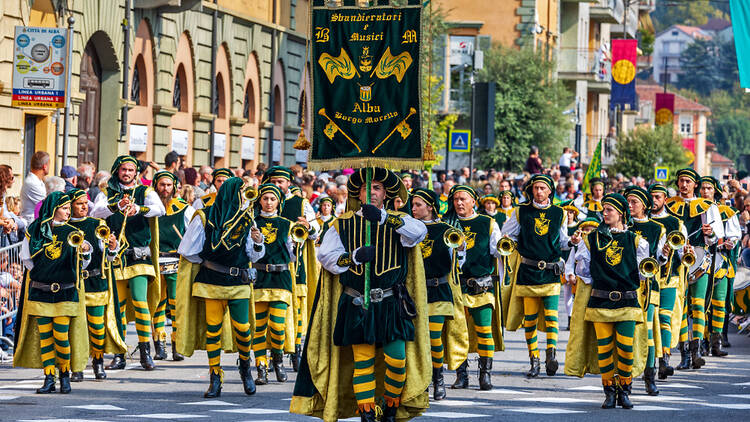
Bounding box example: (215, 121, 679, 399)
(61, 16, 75, 167)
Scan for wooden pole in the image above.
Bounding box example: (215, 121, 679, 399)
(363, 167, 372, 309)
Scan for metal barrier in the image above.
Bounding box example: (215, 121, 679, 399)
(0, 241, 23, 357)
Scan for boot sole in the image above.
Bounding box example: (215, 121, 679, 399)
(545, 361, 559, 376)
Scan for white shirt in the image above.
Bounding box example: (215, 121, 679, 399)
(90, 183, 166, 219)
(559, 152, 572, 168)
(502, 200, 571, 251)
(650, 207, 688, 259)
(318, 207, 427, 274)
(565, 227, 650, 285)
(20, 221, 92, 270)
(682, 196, 724, 245)
(20, 172, 46, 224)
(177, 213, 266, 264)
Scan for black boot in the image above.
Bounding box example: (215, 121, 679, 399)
(172, 343, 184, 361)
(564, 316, 571, 331)
(238, 359, 256, 395)
(545, 348, 559, 376)
(105, 353, 126, 370)
(271, 352, 288, 382)
(256, 363, 269, 385)
(59, 370, 71, 394)
(203, 369, 222, 398)
(658, 355, 674, 380)
(291, 344, 301, 372)
(644, 367, 659, 396)
(690, 339, 705, 369)
(70, 371, 84, 382)
(617, 382, 634, 409)
(722, 332, 731, 348)
(478, 356, 493, 390)
(432, 366, 446, 400)
(526, 356, 540, 378)
(139, 342, 155, 371)
(451, 360, 469, 389)
(382, 403, 398, 422)
(601, 384, 617, 409)
(710, 332, 728, 357)
(36, 373, 56, 394)
(675, 342, 691, 370)
(359, 408, 377, 422)
(153, 339, 168, 360)
(93, 356, 107, 380)
(701, 338, 710, 357)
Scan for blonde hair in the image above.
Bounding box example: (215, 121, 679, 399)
(181, 185, 196, 205)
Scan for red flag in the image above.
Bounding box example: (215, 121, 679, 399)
(611, 39, 638, 109)
(655, 93, 675, 126)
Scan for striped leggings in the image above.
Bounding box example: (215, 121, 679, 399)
(593, 320, 635, 386)
(659, 287, 677, 355)
(523, 295, 559, 358)
(116, 275, 151, 343)
(204, 298, 252, 374)
(468, 304, 494, 358)
(252, 301, 287, 366)
(37, 316, 71, 375)
(153, 273, 178, 343)
(352, 340, 406, 411)
(85, 305, 106, 359)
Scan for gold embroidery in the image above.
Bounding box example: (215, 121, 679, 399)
(261, 222, 278, 244)
(535, 212, 550, 236)
(605, 240, 623, 266)
(45, 234, 63, 260)
(462, 226, 477, 250)
(420, 239, 434, 259)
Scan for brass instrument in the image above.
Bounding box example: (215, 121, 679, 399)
(67, 231, 84, 248)
(682, 251, 696, 267)
(639, 257, 659, 279)
(497, 236, 516, 257)
(443, 227, 465, 249)
(95, 225, 111, 241)
(667, 231, 686, 250)
(243, 186, 259, 202)
(290, 222, 309, 243)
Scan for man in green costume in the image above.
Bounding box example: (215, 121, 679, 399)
(290, 168, 430, 422)
(503, 174, 572, 378)
(152, 170, 194, 361)
(67, 189, 126, 381)
(14, 192, 92, 394)
(193, 167, 233, 210)
(91, 155, 165, 370)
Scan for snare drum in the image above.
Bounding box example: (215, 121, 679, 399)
(687, 247, 724, 284)
(159, 257, 179, 274)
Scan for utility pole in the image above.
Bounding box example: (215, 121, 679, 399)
(119, 0, 132, 143)
(61, 15, 75, 167)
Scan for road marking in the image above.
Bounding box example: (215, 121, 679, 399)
(719, 394, 750, 400)
(422, 411, 492, 418)
(66, 405, 125, 410)
(698, 403, 750, 410)
(430, 399, 491, 406)
(0, 396, 19, 400)
(476, 388, 532, 394)
(120, 414, 208, 419)
(0, 384, 37, 389)
(632, 405, 682, 411)
(634, 395, 704, 402)
(20, 420, 112, 422)
(509, 397, 599, 404)
(211, 408, 288, 414)
(658, 383, 702, 389)
(179, 400, 239, 406)
(506, 407, 585, 414)
(733, 382, 750, 386)
(568, 385, 602, 391)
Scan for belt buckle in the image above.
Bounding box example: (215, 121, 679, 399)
(81, 270, 89, 279)
(609, 291, 622, 302)
(50, 282, 61, 293)
(537, 261, 547, 270)
(229, 267, 240, 277)
(370, 288, 384, 302)
(352, 296, 363, 306)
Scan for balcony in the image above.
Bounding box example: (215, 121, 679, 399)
(638, 0, 656, 12)
(590, 0, 624, 24)
(558, 47, 612, 93)
(610, 3, 638, 38)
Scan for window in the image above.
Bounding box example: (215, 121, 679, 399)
(214, 74, 226, 118)
(672, 30, 678, 36)
(172, 72, 181, 110)
(243, 81, 255, 122)
(131, 56, 146, 106)
(273, 86, 282, 125)
(679, 115, 692, 135)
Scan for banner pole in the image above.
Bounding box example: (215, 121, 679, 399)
(61, 15, 75, 168)
(364, 167, 372, 310)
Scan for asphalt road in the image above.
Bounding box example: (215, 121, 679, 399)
(2, 322, 750, 421)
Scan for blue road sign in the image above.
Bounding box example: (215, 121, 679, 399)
(449, 130, 471, 152)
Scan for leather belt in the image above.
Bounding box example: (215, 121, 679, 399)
(344, 286, 394, 306)
(31, 281, 76, 293)
(590, 289, 638, 302)
(159, 252, 180, 258)
(201, 260, 251, 283)
(520, 255, 564, 273)
(251, 263, 290, 273)
(81, 268, 102, 280)
(460, 275, 494, 294)
(125, 246, 151, 261)
(426, 276, 449, 287)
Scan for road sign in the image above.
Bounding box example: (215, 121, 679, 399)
(449, 129, 471, 152)
(655, 166, 669, 182)
(12, 26, 68, 109)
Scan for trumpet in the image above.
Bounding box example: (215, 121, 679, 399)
(667, 231, 686, 250)
(243, 186, 259, 202)
(682, 251, 696, 267)
(443, 227, 465, 249)
(95, 225, 111, 241)
(639, 257, 659, 279)
(497, 236, 516, 257)
(290, 222, 309, 243)
(67, 231, 84, 248)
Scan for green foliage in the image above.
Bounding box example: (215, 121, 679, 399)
(651, 0, 720, 32)
(710, 116, 750, 172)
(610, 125, 689, 179)
(677, 39, 719, 96)
(476, 45, 573, 171)
(638, 28, 655, 57)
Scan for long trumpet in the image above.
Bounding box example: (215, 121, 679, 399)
(67, 231, 84, 248)
(667, 230, 686, 250)
(497, 236, 516, 256)
(243, 186, 259, 202)
(639, 257, 659, 279)
(443, 227, 465, 249)
(290, 222, 309, 243)
(95, 225, 111, 241)
(682, 251, 696, 267)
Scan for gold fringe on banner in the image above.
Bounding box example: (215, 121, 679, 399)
(422, 133, 435, 162)
(307, 157, 424, 172)
(293, 121, 311, 151)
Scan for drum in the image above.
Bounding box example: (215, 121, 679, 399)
(159, 257, 179, 275)
(733, 266, 750, 315)
(687, 246, 724, 283)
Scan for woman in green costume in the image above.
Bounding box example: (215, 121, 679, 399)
(14, 192, 92, 394)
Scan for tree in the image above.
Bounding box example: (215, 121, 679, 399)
(678, 39, 721, 96)
(651, 0, 719, 32)
(476, 45, 572, 171)
(610, 125, 689, 179)
(709, 116, 750, 171)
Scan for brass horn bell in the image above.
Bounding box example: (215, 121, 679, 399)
(497, 236, 516, 257)
(443, 227, 465, 249)
(67, 231, 84, 248)
(290, 222, 309, 243)
(95, 225, 111, 241)
(639, 257, 659, 279)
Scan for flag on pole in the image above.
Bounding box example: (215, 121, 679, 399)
(582, 140, 602, 193)
(610, 39, 638, 110)
(654, 93, 675, 126)
(730, 0, 750, 88)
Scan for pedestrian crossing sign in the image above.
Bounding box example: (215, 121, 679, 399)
(449, 130, 471, 152)
(655, 166, 669, 181)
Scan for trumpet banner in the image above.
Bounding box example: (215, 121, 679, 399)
(309, 1, 423, 170)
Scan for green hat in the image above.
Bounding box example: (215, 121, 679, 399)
(319, 196, 335, 207)
(409, 188, 439, 216)
(400, 172, 413, 180)
(26, 191, 71, 257)
(255, 183, 285, 215)
(289, 185, 302, 195)
(589, 177, 605, 188)
(676, 168, 699, 184)
(212, 168, 234, 182)
(262, 166, 293, 183)
(442, 185, 479, 227)
(153, 170, 178, 198)
(647, 183, 669, 196)
(577, 217, 600, 230)
(523, 174, 555, 201)
(559, 199, 578, 214)
(107, 155, 140, 203)
(699, 176, 722, 201)
(480, 194, 501, 206)
(68, 188, 87, 203)
(346, 168, 407, 212)
(624, 185, 652, 210)
(205, 177, 251, 251)
(602, 193, 630, 224)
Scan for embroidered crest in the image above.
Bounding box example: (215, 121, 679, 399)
(534, 212, 550, 236)
(261, 223, 278, 244)
(634, 230, 642, 237)
(45, 234, 62, 260)
(420, 239, 434, 259)
(230, 214, 251, 240)
(605, 240, 623, 266)
(462, 226, 477, 250)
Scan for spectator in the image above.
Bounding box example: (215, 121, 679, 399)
(181, 184, 197, 205)
(44, 176, 65, 195)
(482, 183, 494, 196)
(0, 165, 23, 245)
(183, 167, 205, 198)
(457, 167, 470, 184)
(524, 145, 543, 174)
(88, 170, 110, 201)
(20, 151, 49, 224)
(164, 151, 181, 174)
(60, 165, 78, 192)
(76, 163, 94, 191)
(558, 147, 578, 177)
(199, 165, 213, 190)
(335, 185, 347, 216)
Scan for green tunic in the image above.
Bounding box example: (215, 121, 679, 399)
(515, 202, 564, 286)
(630, 218, 664, 296)
(420, 221, 454, 305)
(254, 215, 293, 295)
(586, 231, 641, 313)
(332, 211, 414, 346)
(194, 211, 254, 288)
(158, 198, 189, 253)
(27, 223, 81, 306)
(282, 194, 309, 287)
(107, 185, 153, 267)
(667, 198, 708, 247)
(456, 213, 495, 295)
(68, 217, 108, 295)
(651, 213, 682, 280)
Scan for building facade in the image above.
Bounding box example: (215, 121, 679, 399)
(0, 0, 312, 194)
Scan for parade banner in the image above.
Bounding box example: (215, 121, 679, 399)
(610, 39, 637, 110)
(12, 26, 69, 109)
(582, 139, 602, 194)
(309, 1, 423, 170)
(730, 0, 750, 88)
(654, 93, 675, 126)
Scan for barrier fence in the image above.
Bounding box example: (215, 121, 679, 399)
(0, 241, 23, 358)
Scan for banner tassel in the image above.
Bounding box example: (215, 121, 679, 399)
(422, 132, 436, 162)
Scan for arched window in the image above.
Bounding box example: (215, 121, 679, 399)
(131, 55, 146, 105)
(273, 86, 282, 125)
(173, 64, 188, 112)
(243, 81, 255, 122)
(216, 74, 226, 118)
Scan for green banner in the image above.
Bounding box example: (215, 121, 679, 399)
(582, 139, 602, 193)
(309, 4, 423, 170)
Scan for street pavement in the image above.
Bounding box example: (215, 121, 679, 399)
(2, 322, 750, 422)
